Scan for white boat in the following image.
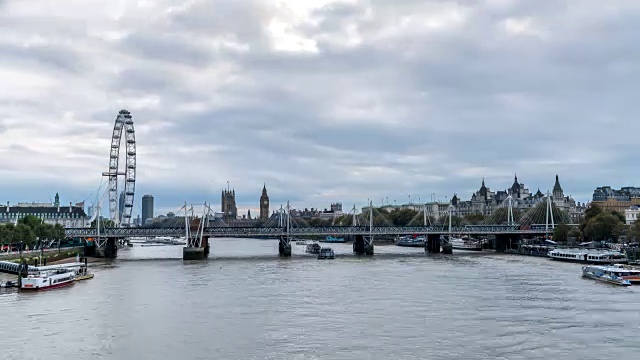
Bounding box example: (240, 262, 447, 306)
(450, 238, 482, 251)
(608, 264, 640, 284)
(548, 249, 628, 264)
(295, 239, 309, 245)
(395, 235, 425, 247)
(305, 243, 321, 254)
(21, 268, 76, 291)
(582, 265, 631, 286)
(318, 247, 335, 259)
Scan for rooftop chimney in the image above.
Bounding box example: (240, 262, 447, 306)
(6, 201, 9, 213)
(69, 202, 73, 213)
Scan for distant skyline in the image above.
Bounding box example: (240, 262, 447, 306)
(1, 1, 639, 217)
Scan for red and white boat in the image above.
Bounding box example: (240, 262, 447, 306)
(21, 269, 76, 291)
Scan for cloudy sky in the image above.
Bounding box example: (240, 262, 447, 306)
(0, 0, 637, 217)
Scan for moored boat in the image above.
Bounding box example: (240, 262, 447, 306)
(21, 269, 76, 291)
(295, 239, 309, 245)
(450, 238, 482, 251)
(305, 243, 321, 254)
(608, 264, 640, 284)
(548, 249, 628, 264)
(318, 247, 335, 259)
(582, 265, 631, 286)
(395, 235, 425, 247)
(323, 236, 346, 243)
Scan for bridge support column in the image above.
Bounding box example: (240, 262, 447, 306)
(495, 234, 512, 253)
(353, 235, 374, 255)
(95, 237, 118, 258)
(203, 236, 210, 258)
(279, 236, 291, 257)
(183, 246, 207, 260)
(441, 241, 453, 254)
(426, 234, 440, 253)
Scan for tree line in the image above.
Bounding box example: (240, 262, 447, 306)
(0, 215, 66, 247)
(553, 204, 637, 243)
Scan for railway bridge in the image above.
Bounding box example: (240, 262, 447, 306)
(67, 196, 571, 259)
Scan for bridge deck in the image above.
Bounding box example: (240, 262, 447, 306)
(65, 225, 561, 238)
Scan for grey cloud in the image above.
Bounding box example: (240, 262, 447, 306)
(118, 32, 214, 68)
(0, 43, 86, 73)
(1, 0, 640, 214)
(109, 67, 183, 94)
(165, 0, 271, 46)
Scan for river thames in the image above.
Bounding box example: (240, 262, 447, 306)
(1, 239, 639, 359)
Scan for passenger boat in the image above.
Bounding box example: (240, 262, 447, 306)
(295, 239, 309, 245)
(548, 249, 628, 264)
(305, 243, 321, 254)
(450, 238, 482, 251)
(322, 236, 346, 243)
(609, 264, 640, 284)
(395, 235, 425, 247)
(21, 269, 76, 291)
(582, 265, 631, 286)
(318, 247, 335, 259)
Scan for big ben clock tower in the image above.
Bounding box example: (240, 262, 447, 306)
(259, 184, 269, 221)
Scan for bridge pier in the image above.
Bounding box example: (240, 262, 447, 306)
(183, 246, 207, 260)
(495, 234, 513, 253)
(183, 237, 210, 260)
(353, 235, 374, 255)
(279, 236, 291, 257)
(426, 234, 440, 253)
(183, 217, 210, 260)
(441, 241, 453, 254)
(95, 237, 118, 258)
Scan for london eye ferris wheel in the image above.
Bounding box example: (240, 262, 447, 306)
(101, 109, 136, 227)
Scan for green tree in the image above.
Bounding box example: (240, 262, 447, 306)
(553, 224, 571, 242)
(580, 204, 603, 233)
(436, 215, 463, 227)
(568, 228, 582, 240)
(51, 224, 66, 241)
(583, 212, 624, 241)
(13, 223, 36, 245)
(464, 213, 485, 225)
(388, 208, 419, 226)
(0, 224, 14, 244)
(18, 215, 43, 229)
(610, 210, 626, 224)
(34, 223, 53, 241)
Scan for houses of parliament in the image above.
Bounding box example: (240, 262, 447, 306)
(221, 184, 270, 224)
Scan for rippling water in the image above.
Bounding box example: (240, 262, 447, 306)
(1, 239, 639, 360)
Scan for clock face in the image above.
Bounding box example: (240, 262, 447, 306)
(263, 200, 268, 205)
